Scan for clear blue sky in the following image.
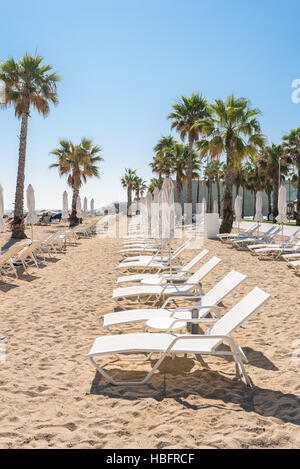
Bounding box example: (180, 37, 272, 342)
(1, 0, 300, 210)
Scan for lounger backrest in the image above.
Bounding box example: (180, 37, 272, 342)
(18, 241, 41, 259)
(208, 287, 270, 337)
(187, 256, 221, 284)
(260, 226, 276, 239)
(283, 229, 300, 246)
(195, 270, 247, 308)
(265, 226, 281, 241)
(171, 239, 192, 260)
(247, 224, 259, 235)
(182, 249, 209, 272)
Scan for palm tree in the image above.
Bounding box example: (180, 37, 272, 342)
(257, 152, 273, 219)
(168, 93, 209, 205)
(133, 176, 147, 200)
(0, 53, 60, 238)
(203, 159, 223, 213)
(282, 127, 300, 225)
(195, 95, 265, 233)
(171, 143, 200, 206)
(260, 144, 290, 220)
(151, 136, 176, 188)
(50, 138, 103, 226)
(121, 169, 137, 216)
(148, 178, 160, 193)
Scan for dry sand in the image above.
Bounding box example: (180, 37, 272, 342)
(0, 223, 300, 449)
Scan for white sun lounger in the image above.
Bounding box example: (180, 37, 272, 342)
(112, 257, 222, 309)
(217, 224, 259, 243)
(104, 270, 247, 331)
(286, 259, 300, 272)
(248, 229, 300, 256)
(88, 287, 270, 386)
(116, 239, 192, 271)
(232, 226, 280, 249)
(116, 249, 209, 285)
(120, 238, 191, 264)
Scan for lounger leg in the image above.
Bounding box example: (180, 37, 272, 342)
(89, 350, 169, 386)
(238, 346, 249, 363)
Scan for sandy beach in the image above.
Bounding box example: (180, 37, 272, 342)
(0, 223, 299, 449)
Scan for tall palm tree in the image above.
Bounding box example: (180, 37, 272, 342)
(282, 127, 300, 225)
(151, 136, 176, 188)
(168, 93, 209, 205)
(257, 152, 273, 219)
(171, 143, 200, 206)
(195, 95, 265, 233)
(260, 144, 290, 220)
(0, 53, 60, 238)
(121, 169, 137, 216)
(50, 138, 102, 226)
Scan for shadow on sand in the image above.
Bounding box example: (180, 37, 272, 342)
(89, 356, 299, 426)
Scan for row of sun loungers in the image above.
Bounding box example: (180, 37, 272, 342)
(87, 217, 271, 387)
(218, 223, 300, 272)
(0, 219, 100, 282)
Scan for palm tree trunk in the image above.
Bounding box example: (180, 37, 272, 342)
(216, 177, 221, 214)
(176, 175, 182, 223)
(70, 185, 79, 227)
(267, 189, 272, 221)
(127, 185, 132, 217)
(187, 133, 194, 206)
(296, 160, 300, 226)
(158, 174, 163, 190)
(176, 175, 182, 206)
(12, 108, 30, 239)
(220, 134, 234, 233)
(253, 191, 257, 219)
(242, 186, 245, 218)
(208, 178, 213, 212)
(272, 176, 279, 220)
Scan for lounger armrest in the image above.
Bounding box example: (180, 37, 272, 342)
(162, 295, 203, 308)
(168, 333, 240, 353)
(169, 305, 221, 318)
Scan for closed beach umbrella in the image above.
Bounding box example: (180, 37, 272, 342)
(234, 195, 243, 221)
(161, 178, 175, 240)
(276, 186, 288, 223)
(76, 196, 82, 219)
(213, 200, 218, 214)
(151, 187, 160, 238)
(202, 197, 207, 213)
(25, 184, 38, 225)
(90, 198, 95, 216)
(146, 191, 152, 237)
(62, 191, 68, 219)
(83, 197, 88, 218)
(234, 195, 242, 232)
(254, 191, 264, 222)
(0, 185, 6, 232)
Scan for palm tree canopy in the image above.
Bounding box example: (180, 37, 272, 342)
(195, 95, 266, 162)
(121, 168, 137, 188)
(153, 135, 176, 155)
(172, 143, 200, 181)
(168, 93, 210, 142)
(282, 127, 300, 165)
(50, 138, 103, 188)
(0, 52, 60, 117)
